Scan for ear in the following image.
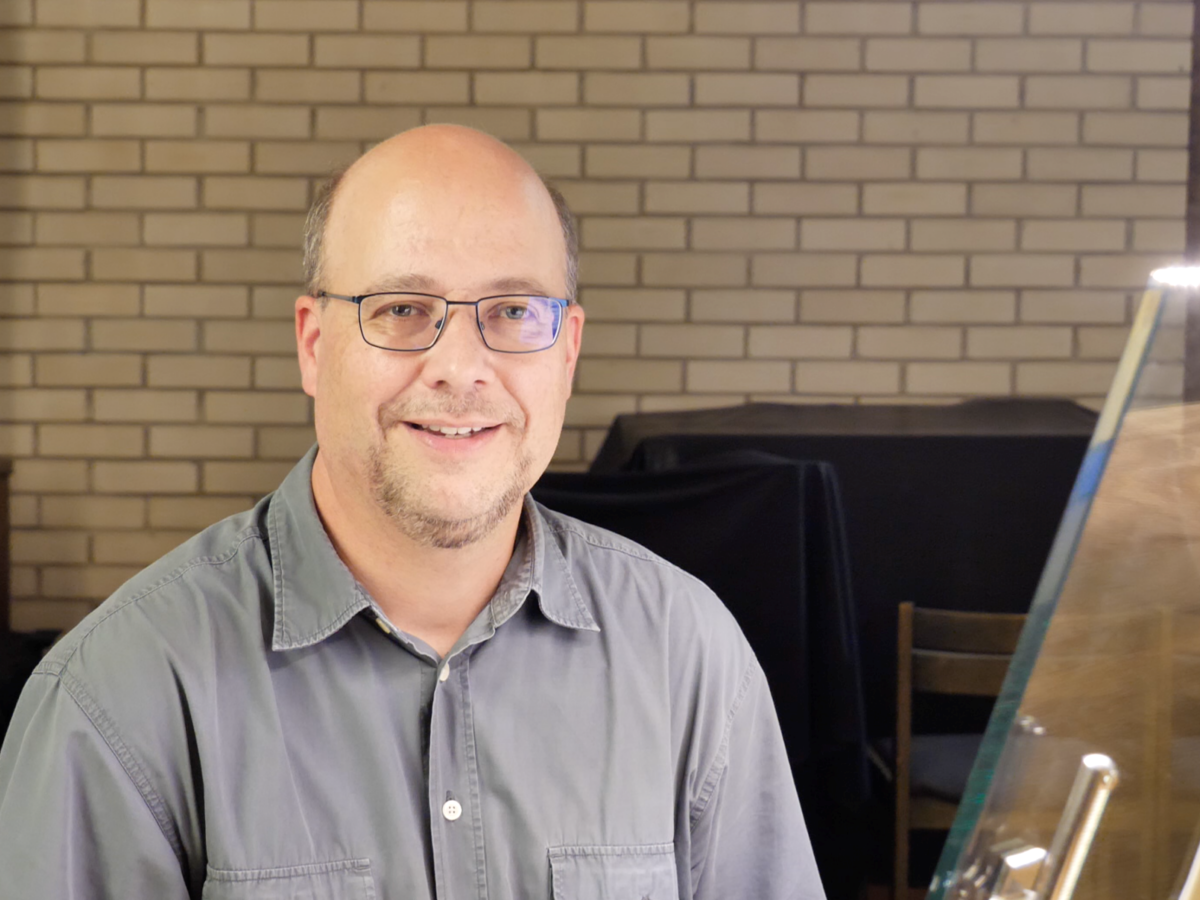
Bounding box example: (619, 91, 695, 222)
(560, 303, 585, 393)
(295, 294, 323, 399)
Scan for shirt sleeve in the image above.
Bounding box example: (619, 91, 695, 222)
(688, 659, 827, 900)
(0, 671, 190, 900)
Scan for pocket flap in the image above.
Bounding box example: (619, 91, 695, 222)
(201, 858, 375, 900)
(549, 843, 679, 900)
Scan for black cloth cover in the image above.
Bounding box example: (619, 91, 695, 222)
(533, 452, 868, 900)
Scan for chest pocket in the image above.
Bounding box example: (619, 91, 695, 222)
(549, 843, 679, 900)
(201, 858, 375, 900)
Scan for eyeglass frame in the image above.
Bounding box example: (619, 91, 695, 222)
(315, 290, 575, 355)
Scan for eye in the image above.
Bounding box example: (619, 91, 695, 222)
(497, 304, 528, 320)
(385, 303, 419, 318)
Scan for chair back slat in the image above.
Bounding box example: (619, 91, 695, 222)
(912, 607, 1025, 654)
(912, 648, 1012, 696)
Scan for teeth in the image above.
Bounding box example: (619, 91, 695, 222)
(421, 424, 486, 436)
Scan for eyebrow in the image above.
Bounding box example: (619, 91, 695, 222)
(361, 274, 556, 297)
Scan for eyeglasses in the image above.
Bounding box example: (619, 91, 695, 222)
(316, 291, 573, 354)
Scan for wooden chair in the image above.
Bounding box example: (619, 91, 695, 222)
(893, 602, 1026, 900)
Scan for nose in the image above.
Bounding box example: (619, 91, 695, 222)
(418, 304, 493, 390)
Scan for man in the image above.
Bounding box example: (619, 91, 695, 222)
(0, 125, 823, 899)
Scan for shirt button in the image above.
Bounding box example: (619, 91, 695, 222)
(438, 665, 449, 683)
(442, 799, 462, 821)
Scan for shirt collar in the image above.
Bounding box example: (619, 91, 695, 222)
(267, 447, 598, 651)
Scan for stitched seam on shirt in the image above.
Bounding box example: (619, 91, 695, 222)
(689, 660, 755, 832)
(52, 670, 188, 869)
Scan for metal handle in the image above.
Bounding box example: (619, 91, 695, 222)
(1032, 753, 1120, 900)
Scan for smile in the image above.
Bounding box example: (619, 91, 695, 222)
(408, 423, 497, 437)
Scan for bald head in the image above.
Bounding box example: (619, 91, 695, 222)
(304, 125, 578, 300)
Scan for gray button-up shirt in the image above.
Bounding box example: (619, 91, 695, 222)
(0, 448, 824, 900)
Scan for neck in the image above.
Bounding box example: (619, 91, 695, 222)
(310, 450, 522, 657)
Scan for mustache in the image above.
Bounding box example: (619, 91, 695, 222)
(377, 394, 524, 431)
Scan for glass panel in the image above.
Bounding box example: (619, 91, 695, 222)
(931, 276, 1200, 900)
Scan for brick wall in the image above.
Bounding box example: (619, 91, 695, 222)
(0, 0, 1191, 629)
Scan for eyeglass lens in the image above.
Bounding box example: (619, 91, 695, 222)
(358, 294, 563, 352)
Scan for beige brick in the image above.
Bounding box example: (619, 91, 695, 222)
(476, 72, 578, 106)
(148, 495, 252, 528)
(557, 181, 640, 214)
(1076, 326, 1130, 359)
(756, 110, 859, 143)
(259, 70, 360, 104)
(0, 248, 84, 280)
(204, 176, 308, 211)
(910, 291, 1016, 323)
(968, 326, 1073, 359)
(693, 289, 795, 323)
(972, 112, 1080, 145)
(432, 109, 533, 142)
(755, 183, 858, 215)
(695, 2, 797, 33)
(1029, 149, 1133, 183)
(863, 183, 965, 215)
(695, 73, 799, 107)
(92, 320, 196, 352)
(201, 248, 300, 284)
(907, 362, 1010, 395)
(0, 66, 32, 99)
(645, 181, 747, 214)
(687, 360, 789, 393)
(646, 36, 750, 70)
(918, 3, 1023, 35)
(1080, 253, 1174, 288)
(751, 253, 857, 287)
(1017, 361, 1116, 395)
(0, 318, 83, 351)
(95, 389, 198, 423)
(693, 218, 795, 250)
(970, 254, 1076, 287)
(0, 354, 31, 386)
(254, 141, 359, 176)
(586, 146, 690, 179)
(859, 326, 961, 359)
(641, 324, 744, 358)
(204, 105, 310, 139)
(1030, 3, 1134, 35)
(150, 424, 253, 458)
(640, 394, 741, 413)
(918, 148, 1020, 180)
(806, 2, 911, 34)
(147, 0, 251, 28)
(36, 67, 139, 101)
(804, 74, 907, 108)
(1132, 219, 1184, 252)
(972, 184, 1077, 217)
(363, 1, 468, 32)
(1021, 219, 1126, 251)
(43, 495, 144, 528)
(146, 69, 251, 102)
(145, 284, 249, 318)
(911, 220, 1015, 252)
(35, 353, 140, 386)
(1082, 184, 1184, 217)
(794, 360, 900, 394)
(807, 146, 910, 180)
(254, 356, 302, 389)
(863, 111, 967, 144)
(539, 109, 640, 141)
(36, 212, 139, 246)
(1026, 76, 1131, 109)
(584, 1, 688, 33)
(37, 139, 140, 173)
(203, 33, 308, 66)
(38, 0, 139, 26)
(1083, 112, 1186, 146)
(862, 254, 965, 287)
(0, 138, 33, 171)
(92, 31, 199, 65)
(251, 213, 305, 248)
(366, 72, 467, 104)
(976, 39, 1084, 72)
(800, 218, 904, 251)
(148, 354, 251, 388)
(473, 1, 578, 32)
(1139, 4, 1191, 36)
(0, 210, 32, 243)
(0, 30, 86, 63)
(1022, 291, 1127, 324)
(39, 423, 142, 457)
(643, 253, 746, 287)
(94, 460, 197, 493)
(12, 530, 88, 564)
(314, 35, 419, 68)
(255, 0, 358, 29)
(0, 102, 85, 136)
(577, 252, 636, 285)
(802, 291, 905, 323)
(695, 145, 798, 178)
(1137, 77, 1189, 111)
(202, 460, 294, 493)
(0, 387, 85, 420)
(37, 283, 139, 316)
(563, 395, 636, 429)
(582, 217, 685, 250)
(648, 111, 750, 143)
(42, 565, 142, 599)
(576, 359, 682, 392)
(11, 458, 88, 492)
(915, 76, 1019, 109)
(426, 35, 530, 68)
(315, 106, 422, 140)
(144, 212, 247, 247)
(584, 73, 687, 107)
(578, 288, 685, 321)
(866, 38, 970, 72)
(748, 325, 851, 358)
(92, 104, 198, 139)
(755, 37, 859, 71)
(0, 284, 34, 316)
(258, 424, 316, 458)
(93, 531, 194, 565)
(205, 391, 310, 423)
(93, 249, 197, 283)
(1087, 40, 1191, 74)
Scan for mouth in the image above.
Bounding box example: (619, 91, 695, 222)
(406, 422, 500, 439)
